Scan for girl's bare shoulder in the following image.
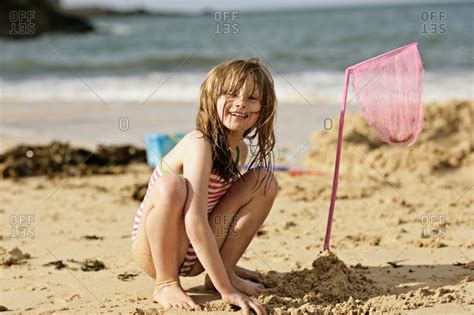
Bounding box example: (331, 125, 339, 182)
(162, 130, 212, 174)
(178, 130, 213, 160)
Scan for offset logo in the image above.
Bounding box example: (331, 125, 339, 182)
(421, 213, 446, 238)
(9, 10, 36, 35)
(420, 11, 447, 34)
(214, 11, 240, 35)
(10, 214, 36, 238)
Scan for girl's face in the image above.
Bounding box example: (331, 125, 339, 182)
(216, 82, 261, 135)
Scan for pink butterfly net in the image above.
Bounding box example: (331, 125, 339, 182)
(351, 42, 424, 146)
(323, 43, 424, 250)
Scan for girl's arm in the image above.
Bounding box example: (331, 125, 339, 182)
(182, 131, 234, 294)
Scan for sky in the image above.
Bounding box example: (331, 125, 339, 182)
(62, 0, 460, 12)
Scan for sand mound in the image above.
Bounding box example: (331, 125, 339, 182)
(263, 250, 379, 301)
(194, 251, 472, 314)
(187, 251, 379, 313)
(304, 100, 473, 179)
(279, 100, 473, 201)
(250, 251, 471, 314)
(256, 250, 380, 313)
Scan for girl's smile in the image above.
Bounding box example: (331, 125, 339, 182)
(220, 97, 260, 131)
(217, 84, 262, 134)
(229, 111, 250, 118)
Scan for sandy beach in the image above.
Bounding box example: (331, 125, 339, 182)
(2, 1, 473, 313)
(1, 99, 472, 314)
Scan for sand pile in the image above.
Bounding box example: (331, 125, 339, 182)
(304, 100, 473, 178)
(169, 251, 472, 314)
(249, 251, 471, 314)
(165, 251, 379, 313)
(279, 100, 473, 202)
(253, 250, 380, 313)
(0, 141, 146, 179)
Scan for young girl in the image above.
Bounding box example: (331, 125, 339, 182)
(131, 58, 278, 314)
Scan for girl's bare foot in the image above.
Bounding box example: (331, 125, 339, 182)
(235, 265, 263, 283)
(153, 280, 197, 310)
(204, 272, 264, 296)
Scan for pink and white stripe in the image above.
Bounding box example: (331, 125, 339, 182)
(130, 166, 235, 275)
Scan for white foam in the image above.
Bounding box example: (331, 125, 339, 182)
(1, 70, 472, 105)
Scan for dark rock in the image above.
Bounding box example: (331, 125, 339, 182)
(82, 235, 104, 240)
(80, 259, 105, 272)
(67, 7, 202, 18)
(0, 141, 146, 179)
(117, 272, 138, 281)
(66, 7, 152, 18)
(0, 0, 94, 39)
(2, 247, 31, 267)
(43, 260, 68, 270)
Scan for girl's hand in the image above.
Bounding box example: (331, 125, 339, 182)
(222, 290, 267, 315)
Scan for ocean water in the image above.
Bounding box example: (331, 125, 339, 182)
(1, 3, 473, 104)
(0, 3, 473, 152)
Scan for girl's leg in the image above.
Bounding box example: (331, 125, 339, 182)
(132, 174, 196, 309)
(188, 169, 278, 295)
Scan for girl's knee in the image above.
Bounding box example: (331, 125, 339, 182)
(247, 168, 279, 199)
(150, 174, 187, 210)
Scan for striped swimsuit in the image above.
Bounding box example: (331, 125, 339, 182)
(131, 147, 240, 276)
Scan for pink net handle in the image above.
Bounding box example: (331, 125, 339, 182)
(323, 43, 425, 251)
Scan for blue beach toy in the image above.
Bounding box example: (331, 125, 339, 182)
(144, 132, 186, 168)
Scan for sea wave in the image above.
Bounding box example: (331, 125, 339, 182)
(1, 70, 472, 105)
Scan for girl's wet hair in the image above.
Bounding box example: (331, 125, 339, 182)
(196, 58, 277, 189)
